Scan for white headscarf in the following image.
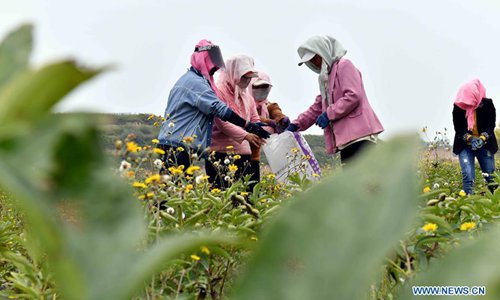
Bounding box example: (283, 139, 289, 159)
(297, 35, 347, 104)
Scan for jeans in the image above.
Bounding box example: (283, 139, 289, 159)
(458, 147, 496, 194)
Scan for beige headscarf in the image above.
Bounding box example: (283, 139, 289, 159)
(297, 35, 347, 104)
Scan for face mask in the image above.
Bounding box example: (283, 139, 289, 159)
(306, 61, 321, 74)
(252, 87, 271, 101)
(237, 76, 252, 89)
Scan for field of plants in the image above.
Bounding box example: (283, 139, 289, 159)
(1, 25, 499, 299)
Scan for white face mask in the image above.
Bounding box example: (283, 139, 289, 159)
(252, 86, 271, 101)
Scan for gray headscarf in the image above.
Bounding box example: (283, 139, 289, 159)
(297, 35, 347, 104)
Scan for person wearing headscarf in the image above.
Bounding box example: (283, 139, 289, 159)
(248, 71, 290, 182)
(206, 55, 267, 190)
(157, 40, 269, 171)
(452, 79, 498, 194)
(286, 35, 384, 164)
(249, 71, 290, 133)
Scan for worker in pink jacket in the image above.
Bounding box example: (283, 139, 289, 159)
(207, 55, 267, 190)
(286, 35, 384, 163)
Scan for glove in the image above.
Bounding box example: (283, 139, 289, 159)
(276, 116, 291, 133)
(471, 137, 484, 150)
(315, 112, 330, 129)
(245, 122, 271, 139)
(285, 123, 299, 132)
(268, 120, 277, 128)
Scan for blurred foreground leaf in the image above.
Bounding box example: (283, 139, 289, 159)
(0, 24, 235, 300)
(232, 136, 420, 300)
(0, 24, 32, 89)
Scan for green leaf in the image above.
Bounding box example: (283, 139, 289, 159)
(0, 24, 32, 89)
(0, 61, 103, 124)
(231, 136, 420, 300)
(397, 224, 500, 299)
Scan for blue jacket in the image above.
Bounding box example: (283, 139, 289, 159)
(158, 67, 231, 153)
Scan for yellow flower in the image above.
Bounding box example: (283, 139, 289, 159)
(176, 147, 185, 152)
(186, 165, 201, 175)
(291, 148, 299, 154)
(460, 222, 476, 231)
(126, 141, 141, 152)
(138, 192, 155, 200)
(152, 139, 160, 144)
(183, 136, 194, 143)
(190, 254, 201, 261)
(226, 145, 234, 149)
(132, 182, 147, 189)
(200, 246, 210, 255)
(147, 114, 155, 120)
(185, 184, 193, 193)
(211, 188, 221, 194)
(267, 174, 276, 180)
(459, 190, 467, 197)
(126, 171, 135, 177)
(422, 223, 438, 232)
(423, 186, 431, 193)
(145, 174, 161, 184)
(153, 148, 165, 155)
(233, 154, 241, 160)
(228, 164, 238, 172)
(168, 166, 184, 175)
(240, 192, 249, 197)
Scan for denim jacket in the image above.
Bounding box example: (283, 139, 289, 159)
(158, 67, 230, 153)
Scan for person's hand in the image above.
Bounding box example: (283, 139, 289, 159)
(471, 137, 484, 150)
(276, 117, 291, 133)
(245, 134, 266, 148)
(245, 122, 271, 139)
(315, 112, 330, 129)
(285, 123, 299, 132)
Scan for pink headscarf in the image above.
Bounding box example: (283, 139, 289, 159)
(190, 39, 219, 94)
(454, 79, 487, 130)
(249, 71, 273, 119)
(216, 55, 257, 119)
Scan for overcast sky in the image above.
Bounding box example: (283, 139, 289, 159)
(1, 0, 500, 139)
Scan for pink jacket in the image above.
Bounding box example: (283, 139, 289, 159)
(210, 98, 260, 154)
(210, 55, 260, 154)
(293, 58, 384, 154)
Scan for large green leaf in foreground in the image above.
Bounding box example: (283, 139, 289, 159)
(0, 25, 233, 300)
(0, 24, 32, 89)
(233, 136, 420, 300)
